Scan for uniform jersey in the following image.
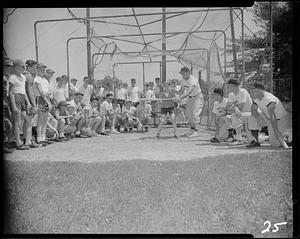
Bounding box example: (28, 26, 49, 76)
(212, 98, 228, 115)
(128, 86, 141, 102)
(34, 75, 51, 96)
(180, 74, 201, 97)
(253, 91, 287, 119)
(228, 88, 252, 113)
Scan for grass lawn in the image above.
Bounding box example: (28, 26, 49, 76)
(4, 150, 292, 236)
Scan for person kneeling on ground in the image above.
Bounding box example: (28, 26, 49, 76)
(249, 81, 292, 149)
(155, 82, 178, 139)
(136, 94, 152, 132)
(210, 88, 233, 143)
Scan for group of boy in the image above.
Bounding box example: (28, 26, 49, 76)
(210, 76, 292, 149)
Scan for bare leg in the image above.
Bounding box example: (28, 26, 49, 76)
(156, 114, 166, 137)
(13, 111, 22, 146)
(170, 113, 177, 136)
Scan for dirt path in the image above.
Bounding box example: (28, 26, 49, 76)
(5, 127, 284, 163)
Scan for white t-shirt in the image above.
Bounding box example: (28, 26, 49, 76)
(67, 99, 82, 112)
(212, 98, 228, 115)
(123, 106, 136, 118)
(128, 86, 141, 102)
(84, 103, 99, 116)
(100, 100, 113, 115)
(253, 91, 287, 119)
(53, 87, 67, 104)
(79, 84, 94, 105)
(9, 74, 26, 95)
(180, 74, 201, 97)
(116, 88, 128, 100)
(70, 82, 79, 94)
(228, 88, 252, 113)
(34, 75, 50, 96)
(146, 89, 155, 99)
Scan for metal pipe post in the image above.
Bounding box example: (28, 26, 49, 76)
(270, 2, 273, 94)
(162, 7, 167, 84)
(241, 9, 245, 86)
(142, 62, 145, 92)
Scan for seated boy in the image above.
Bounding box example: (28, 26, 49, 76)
(112, 99, 123, 132)
(136, 94, 152, 132)
(84, 96, 102, 136)
(122, 100, 140, 132)
(210, 88, 233, 143)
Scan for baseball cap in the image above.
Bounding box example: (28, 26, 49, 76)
(179, 66, 190, 73)
(252, 82, 265, 90)
(25, 59, 37, 67)
(37, 62, 47, 68)
(131, 78, 136, 82)
(3, 57, 13, 66)
(58, 101, 70, 107)
(227, 77, 240, 85)
(145, 82, 150, 86)
(90, 96, 98, 102)
(75, 92, 84, 96)
(46, 68, 55, 74)
(71, 78, 78, 82)
(13, 59, 26, 67)
(106, 93, 114, 98)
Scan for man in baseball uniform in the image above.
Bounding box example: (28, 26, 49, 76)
(249, 81, 291, 149)
(179, 66, 203, 138)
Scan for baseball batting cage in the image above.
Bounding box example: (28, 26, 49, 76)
(85, 8, 245, 127)
(35, 7, 252, 127)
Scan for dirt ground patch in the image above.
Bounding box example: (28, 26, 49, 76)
(4, 127, 293, 236)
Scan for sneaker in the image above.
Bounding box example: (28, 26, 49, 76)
(100, 132, 110, 136)
(210, 137, 221, 143)
(37, 141, 48, 147)
(27, 142, 40, 148)
(46, 140, 54, 144)
(228, 139, 244, 146)
(183, 130, 193, 137)
(111, 129, 120, 134)
(188, 131, 199, 138)
(59, 137, 69, 141)
(246, 140, 261, 148)
(75, 134, 81, 138)
(54, 138, 63, 142)
(16, 144, 30, 150)
(155, 134, 160, 139)
(145, 127, 149, 132)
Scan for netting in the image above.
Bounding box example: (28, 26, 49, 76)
(65, 8, 245, 126)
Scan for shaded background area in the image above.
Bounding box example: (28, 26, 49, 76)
(4, 151, 292, 236)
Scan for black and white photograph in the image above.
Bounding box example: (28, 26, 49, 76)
(2, 4, 296, 237)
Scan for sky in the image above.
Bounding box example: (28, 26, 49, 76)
(3, 7, 263, 89)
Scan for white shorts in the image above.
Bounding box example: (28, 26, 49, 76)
(185, 96, 203, 124)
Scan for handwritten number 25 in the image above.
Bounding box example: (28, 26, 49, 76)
(261, 221, 287, 234)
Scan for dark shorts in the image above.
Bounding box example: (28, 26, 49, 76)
(161, 107, 175, 115)
(133, 102, 140, 107)
(37, 96, 49, 112)
(14, 93, 27, 111)
(117, 99, 125, 108)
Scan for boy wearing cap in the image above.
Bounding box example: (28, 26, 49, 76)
(99, 93, 119, 134)
(210, 88, 233, 143)
(84, 96, 102, 136)
(79, 76, 94, 106)
(67, 92, 85, 137)
(225, 77, 260, 146)
(249, 82, 291, 149)
(179, 66, 203, 138)
(54, 101, 76, 139)
(70, 78, 79, 98)
(155, 82, 179, 138)
(136, 94, 152, 132)
(9, 59, 36, 150)
(128, 78, 142, 107)
(34, 62, 53, 146)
